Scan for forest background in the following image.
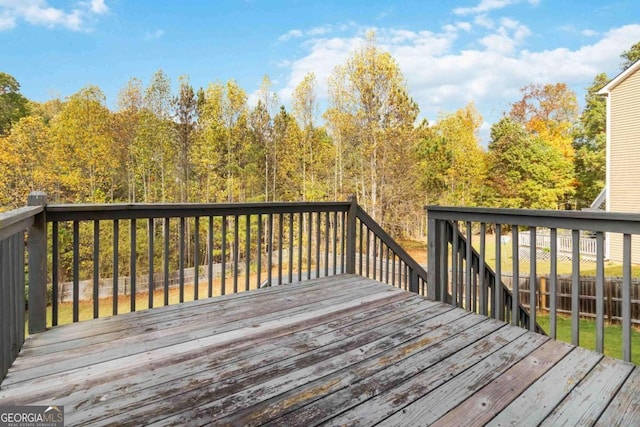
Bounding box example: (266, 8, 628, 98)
(2, 34, 640, 240)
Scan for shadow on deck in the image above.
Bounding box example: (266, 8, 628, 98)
(1, 274, 638, 426)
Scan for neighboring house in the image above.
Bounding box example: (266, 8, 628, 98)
(597, 59, 640, 263)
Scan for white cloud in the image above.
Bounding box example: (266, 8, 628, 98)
(581, 29, 598, 37)
(278, 22, 356, 43)
(279, 29, 303, 41)
(0, 0, 108, 31)
(453, 0, 539, 15)
(89, 0, 108, 14)
(144, 29, 164, 40)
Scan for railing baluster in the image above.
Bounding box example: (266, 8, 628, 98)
(596, 231, 605, 353)
(113, 219, 119, 315)
(358, 221, 363, 276)
(246, 214, 252, 291)
(221, 216, 227, 295)
(623, 233, 632, 362)
(307, 212, 312, 280)
(130, 218, 136, 312)
(439, 220, 447, 300)
(52, 221, 59, 326)
(208, 216, 214, 298)
(341, 211, 346, 273)
(512, 226, 519, 327)
(325, 211, 330, 278)
(366, 228, 371, 278)
(268, 213, 273, 286)
(148, 218, 154, 309)
(465, 222, 472, 310)
(233, 215, 239, 293)
(372, 235, 377, 281)
(392, 252, 396, 287)
(194, 217, 199, 300)
(297, 212, 302, 282)
(333, 211, 338, 275)
(495, 225, 502, 320)
(550, 228, 557, 339)
(163, 218, 170, 306)
(315, 211, 321, 278)
(529, 227, 536, 332)
(385, 246, 390, 285)
(479, 223, 486, 316)
(451, 221, 459, 307)
(93, 220, 100, 318)
(288, 213, 294, 283)
(571, 229, 580, 345)
(179, 217, 185, 302)
(257, 214, 262, 288)
(278, 213, 283, 285)
(72, 221, 80, 322)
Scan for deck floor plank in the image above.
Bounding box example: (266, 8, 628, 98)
(431, 340, 574, 427)
(487, 345, 603, 426)
(596, 367, 640, 426)
(87, 302, 460, 425)
(0, 274, 637, 426)
(540, 357, 635, 426)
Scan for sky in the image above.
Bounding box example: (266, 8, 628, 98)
(1, 0, 640, 142)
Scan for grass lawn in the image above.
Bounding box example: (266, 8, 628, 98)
(536, 313, 640, 365)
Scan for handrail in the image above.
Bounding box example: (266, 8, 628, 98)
(426, 204, 640, 363)
(0, 206, 42, 241)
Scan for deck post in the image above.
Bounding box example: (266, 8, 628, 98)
(427, 215, 441, 301)
(345, 195, 357, 274)
(28, 192, 47, 334)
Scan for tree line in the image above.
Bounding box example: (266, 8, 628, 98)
(2, 33, 639, 238)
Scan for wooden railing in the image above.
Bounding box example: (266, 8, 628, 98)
(1, 193, 427, 382)
(427, 205, 640, 362)
(0, 193, 46, 381)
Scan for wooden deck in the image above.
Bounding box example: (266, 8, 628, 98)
(1, 274, 639, 426)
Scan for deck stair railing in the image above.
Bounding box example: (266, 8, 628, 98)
(426, 205, 640, 363)
(0, 193, 427, 382)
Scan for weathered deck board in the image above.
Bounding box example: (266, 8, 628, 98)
(1, 274, 638, 426)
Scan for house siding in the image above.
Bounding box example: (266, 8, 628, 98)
(608, 68, 640, 263)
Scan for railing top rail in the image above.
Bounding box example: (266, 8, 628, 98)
(45, 201, 352, 222)
(0, 205, 43, 241)
(425, 205, 640, 234)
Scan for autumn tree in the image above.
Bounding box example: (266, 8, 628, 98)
(326, 31, 419, 229)
(621, 41, 640, 70)
(0, 72, 29, 136)
(50, 86, 121, 202)
(419, 103, 486, 207)
(0, 115, 53, 207)
(487, 117, 574, 209)
(573, 73, 608, 208)
(137, 69, 176, 202)
(115, 77, 144, 202)
(173, 76, 197, 202)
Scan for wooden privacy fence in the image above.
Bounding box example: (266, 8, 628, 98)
(501, 274, 640, 325)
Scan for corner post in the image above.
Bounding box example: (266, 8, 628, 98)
(28, 192, 47, 334)
(345, 195, 357, 274)
(427, 212, 441, 301)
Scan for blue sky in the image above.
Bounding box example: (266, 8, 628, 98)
(1, 0, 640, 139)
